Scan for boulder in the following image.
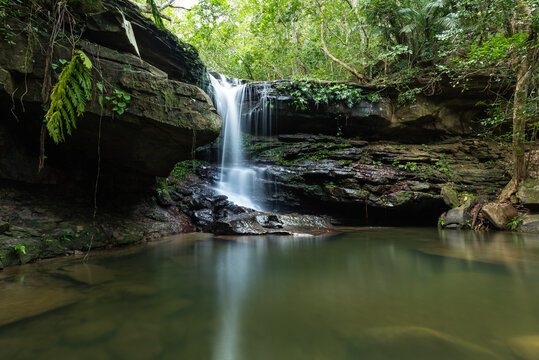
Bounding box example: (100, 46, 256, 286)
(441, 184, 460, 208)
(214, 212, 333, 236)
(442, 206, 471, 229)
(481, 202, 518, 230)
(518, 178, 539, 211)
(520, 214, 539, 233)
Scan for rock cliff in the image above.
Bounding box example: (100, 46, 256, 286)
(0, 0, 221, 266)
(0, 0, 220, 189)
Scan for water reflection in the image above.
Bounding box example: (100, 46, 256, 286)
(209, 235, 329, 360)
(420, 230, 539, 274)
(0, 229, 538, 359)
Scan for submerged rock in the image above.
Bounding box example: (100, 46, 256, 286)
(108, 322, 163, 360)
(214, 212, 333, 236)
(0, 284, 81, 327)
(59, 264, 115, 285)
(349, 326, 499, 360)
(508, 335, 539, 360)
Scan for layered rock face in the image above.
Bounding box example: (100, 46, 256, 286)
(244, 79, 493, 143)
(198, 79, 512, 225)
(0, 0, 221, 266)
(0, 0, 220, 189)
(240, 135, 510, 225)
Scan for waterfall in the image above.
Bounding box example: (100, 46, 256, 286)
(209, 73, 274, 211)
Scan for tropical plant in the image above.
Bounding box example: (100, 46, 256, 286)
(45, 50, 93, 144)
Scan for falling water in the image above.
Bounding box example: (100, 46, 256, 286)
(209, 73, 275, 211)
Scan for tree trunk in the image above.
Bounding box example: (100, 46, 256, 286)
(500, 1, 535, 200)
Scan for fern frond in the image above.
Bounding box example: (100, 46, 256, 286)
(45, 50, 93, 144)
(146, 0, 165, 29)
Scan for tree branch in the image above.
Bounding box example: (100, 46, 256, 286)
(315, 0, 368, 83)
(320, 25, 368, 83)
(129, 1, 172, 21)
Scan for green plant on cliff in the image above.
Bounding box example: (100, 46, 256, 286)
(12, 244, 26, 255)
(45, 50, 93, 144)
(106, 89, 131, 116)
(275, 81, 380, 110)
(170, 160, 208, 181)
(507, 215, 523, 231)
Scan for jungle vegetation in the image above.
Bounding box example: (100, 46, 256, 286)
(142, 0, 537, 199)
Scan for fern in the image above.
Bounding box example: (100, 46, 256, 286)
(45, 50, 92, 144)
(146, 0, 165, 29)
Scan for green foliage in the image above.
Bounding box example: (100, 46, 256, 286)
(59, 231, 74, 243)
(437, 216, 445, 228)
(146, 0, 165, 29)
(45, 50, 93, 144)
(12, 244, 26, 255)
(507, 215, 523, 231)
(457, 33, 530, 68)
(0, 0, 22, 45)
(106, 89, 131, 116)
(275, 80, 380, 110)
(170, 160, 208, 181)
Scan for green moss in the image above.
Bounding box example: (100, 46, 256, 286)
(170, 160, 207, 181)
(395, 191, 414, 204)
(161, 87, 177, 113)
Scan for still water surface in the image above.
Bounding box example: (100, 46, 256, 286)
(1, 228, 538, 359)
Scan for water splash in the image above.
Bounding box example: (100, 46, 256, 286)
(209, 73, 274, 211)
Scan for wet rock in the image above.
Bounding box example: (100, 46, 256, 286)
(481, 202, 518, 230)
(350, 326, 499, 360)
(441, 184, 460, 208)
(193, 209, 214, 228)
(520, 214, 539, 233)
(518, 179, 539, 211)
(214, 212, 333, 235)
(156, 190, 174, 207)
(508, 335, 539, 360)
(60, 264, 115, 285)
(441, 206, 471, 229)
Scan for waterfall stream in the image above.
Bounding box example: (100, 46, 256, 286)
(209, 73, 274, 211)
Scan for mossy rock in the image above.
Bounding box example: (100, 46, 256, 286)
(519, 178, 539, 210)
